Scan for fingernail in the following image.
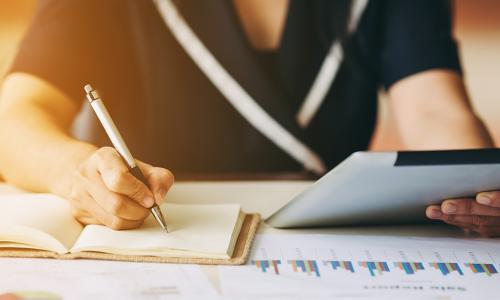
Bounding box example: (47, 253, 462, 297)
(443, 202, 457, 214)
(428, 209, 442, 219)
(143, 197, 155, 207)
(477, 193, 492, 205)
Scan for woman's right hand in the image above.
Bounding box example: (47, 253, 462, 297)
(69, 147, 174, 230)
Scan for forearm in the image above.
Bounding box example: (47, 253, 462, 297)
(0, 73, 99, 198)
(0, 102, 97, 197)
(400, 110, 493, 150)
(389, 70, 495, 150)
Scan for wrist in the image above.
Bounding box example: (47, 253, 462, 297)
(49, 141, 97, 198)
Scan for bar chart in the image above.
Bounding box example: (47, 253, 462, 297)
(393, 262, 425, 275)
(249, 258, 500, 279)
(252, 260, 281, 275)
(324, 260, 355, 273)
(465, 263, 498, 276)
(288, 260, 321, 277)
(358, 261, 390, 277)
(429, 262, 464, 276)
(220, 234, 500, 298)
(246, 238, 500, 280)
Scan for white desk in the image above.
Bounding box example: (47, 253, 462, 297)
(0, 181, 467, 294)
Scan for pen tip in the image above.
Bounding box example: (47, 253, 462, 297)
(84, 84, 93, 93)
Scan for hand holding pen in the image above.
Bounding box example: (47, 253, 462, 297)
(66, 85, 173, 231)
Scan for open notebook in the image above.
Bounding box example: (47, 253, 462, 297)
(0, 194, 259, 264)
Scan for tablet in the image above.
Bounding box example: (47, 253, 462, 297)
(266, 149, 500, 228)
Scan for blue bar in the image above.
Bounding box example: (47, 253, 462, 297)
(368, 262, 376, 276)
(313, 261, 320, 277)
(403, 263, 413, 275)
(382, 262, 389, 272)
(489, 264, 498, 274)
(346, 262, 355, 273)
(331, 261, 340, 269)
(475, 264, 485, 273)
(298, 260, 305, 272)
(438, 263, 449, 275)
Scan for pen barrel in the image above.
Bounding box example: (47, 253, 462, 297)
(129, 165, 150, 188)
(89, 99, 136, 168)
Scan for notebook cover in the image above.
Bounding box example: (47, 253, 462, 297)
(0, 213, 260, 265)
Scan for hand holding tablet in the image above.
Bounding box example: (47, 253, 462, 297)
(426, 190, 500, 237)
(267, 149, 500, 237)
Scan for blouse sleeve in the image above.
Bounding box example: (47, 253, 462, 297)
(377, 0, 462, 88)
(7, 0, 135, 104)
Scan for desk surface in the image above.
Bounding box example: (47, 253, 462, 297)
(0, 181, 467, 293)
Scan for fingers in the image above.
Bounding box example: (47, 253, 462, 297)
(93, 147, 155, 208)
(70, 175, 144, 230)
(86, 170, 150, 221)
(426, 198, 500, 237)
(477, 192, 500, 208)
(441, 199, 500, 216)
(137, 160, 174, 205)
(426, 205, 443, 219)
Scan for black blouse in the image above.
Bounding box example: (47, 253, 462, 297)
(9, 0, 461, 174)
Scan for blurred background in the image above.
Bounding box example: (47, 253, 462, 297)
(0, 0, 499, 149)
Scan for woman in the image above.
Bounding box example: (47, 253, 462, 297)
(0, 0, 499, 235)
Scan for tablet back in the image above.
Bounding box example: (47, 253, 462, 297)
(266, 149, 500, 228)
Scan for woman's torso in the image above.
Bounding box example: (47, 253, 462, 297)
(11, 0, 460, 175)
(92, 0, 378, 174)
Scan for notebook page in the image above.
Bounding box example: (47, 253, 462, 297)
(71, 203, 241, 258)
(0, 194, 84, 253)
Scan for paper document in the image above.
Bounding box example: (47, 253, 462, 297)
(219, 234, 500, 299)
(0, 258, 217, 300)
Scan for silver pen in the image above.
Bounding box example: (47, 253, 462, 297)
(84, 84, 169, 232)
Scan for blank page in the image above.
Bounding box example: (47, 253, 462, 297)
(71, 203, 242, 258)
(0, 194, 84, 253)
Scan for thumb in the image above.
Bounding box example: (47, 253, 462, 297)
(137, 161, 175, 205)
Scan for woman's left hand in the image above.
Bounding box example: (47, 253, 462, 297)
(426, 192, 500, 237)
